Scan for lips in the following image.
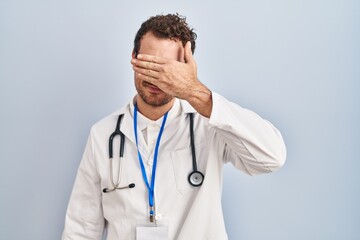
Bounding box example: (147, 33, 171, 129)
(143, 82, 162, 93)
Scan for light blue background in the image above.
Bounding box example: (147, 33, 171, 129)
(1, 0, 359, 239)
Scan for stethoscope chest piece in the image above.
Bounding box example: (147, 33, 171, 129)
(188, 171, 204, 187)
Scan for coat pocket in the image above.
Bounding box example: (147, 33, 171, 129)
(170, 144, 205, 195)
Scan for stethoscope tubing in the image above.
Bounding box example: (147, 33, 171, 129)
(189, 113, 197, 172)
(107, 115, 125, 192)
(109, 115, 124, 159)
(105, 111, 204, 193)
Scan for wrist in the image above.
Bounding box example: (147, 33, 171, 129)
(187, 82, 213, 118)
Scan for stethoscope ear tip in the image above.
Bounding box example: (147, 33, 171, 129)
(129, 183, 136, 188)
(103, 188, 109, 193)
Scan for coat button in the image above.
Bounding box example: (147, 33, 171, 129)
(155, 214, 162, 220)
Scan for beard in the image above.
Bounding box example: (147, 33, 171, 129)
(135, 80, 173, 107)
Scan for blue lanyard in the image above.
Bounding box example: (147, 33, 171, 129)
(133, 105, 168, 221)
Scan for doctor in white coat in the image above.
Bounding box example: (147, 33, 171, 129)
(62, 13, 286, 240)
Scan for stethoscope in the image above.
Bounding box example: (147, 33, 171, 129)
(102, 112, 204, 193)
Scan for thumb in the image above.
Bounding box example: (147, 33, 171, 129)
(184, 41, 194, 64)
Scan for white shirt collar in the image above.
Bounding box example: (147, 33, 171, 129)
(129, 98, 181, 131)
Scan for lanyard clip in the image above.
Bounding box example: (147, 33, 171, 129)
(149, 206, 155, 223)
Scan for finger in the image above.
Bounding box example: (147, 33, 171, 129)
(184, 41, 194, 64)
(136, 72, 162, 88)
(131, 58, 163, 72)
(133, 65, 159, 79)
(137, 54, 166, 64)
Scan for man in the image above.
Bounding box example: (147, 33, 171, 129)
(62, 13, 286, 240)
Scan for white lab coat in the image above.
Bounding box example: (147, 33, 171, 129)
(62, 92, 286, 240)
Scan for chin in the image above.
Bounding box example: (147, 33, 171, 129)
(139, 93, 173, 107)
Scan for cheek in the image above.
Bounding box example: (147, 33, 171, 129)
(133, 74, 139, 86)
(134, 75, 145, 90)
(134, 72, 140, 83)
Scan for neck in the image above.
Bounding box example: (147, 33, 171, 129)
(135, 96, 175, 121)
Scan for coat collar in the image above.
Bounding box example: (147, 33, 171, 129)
(112, 96, 196, 147)
(111, 96, 196, 117)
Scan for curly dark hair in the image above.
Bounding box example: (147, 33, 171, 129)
(133, 13, 197, 57)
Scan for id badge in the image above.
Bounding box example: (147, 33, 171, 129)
(136, 226, 168, 240)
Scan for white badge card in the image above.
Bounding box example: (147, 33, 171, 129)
(136, 226, 168, 240)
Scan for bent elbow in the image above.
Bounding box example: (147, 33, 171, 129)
(251, 143, 287, 175)
(270, 152, 286, 172)
(268, 143, 287, 173)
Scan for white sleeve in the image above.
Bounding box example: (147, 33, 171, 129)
(62, 128, 105, 240)
(208, 92, 287, 175)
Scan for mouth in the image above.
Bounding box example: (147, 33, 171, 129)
(143, 82, 162, 93)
